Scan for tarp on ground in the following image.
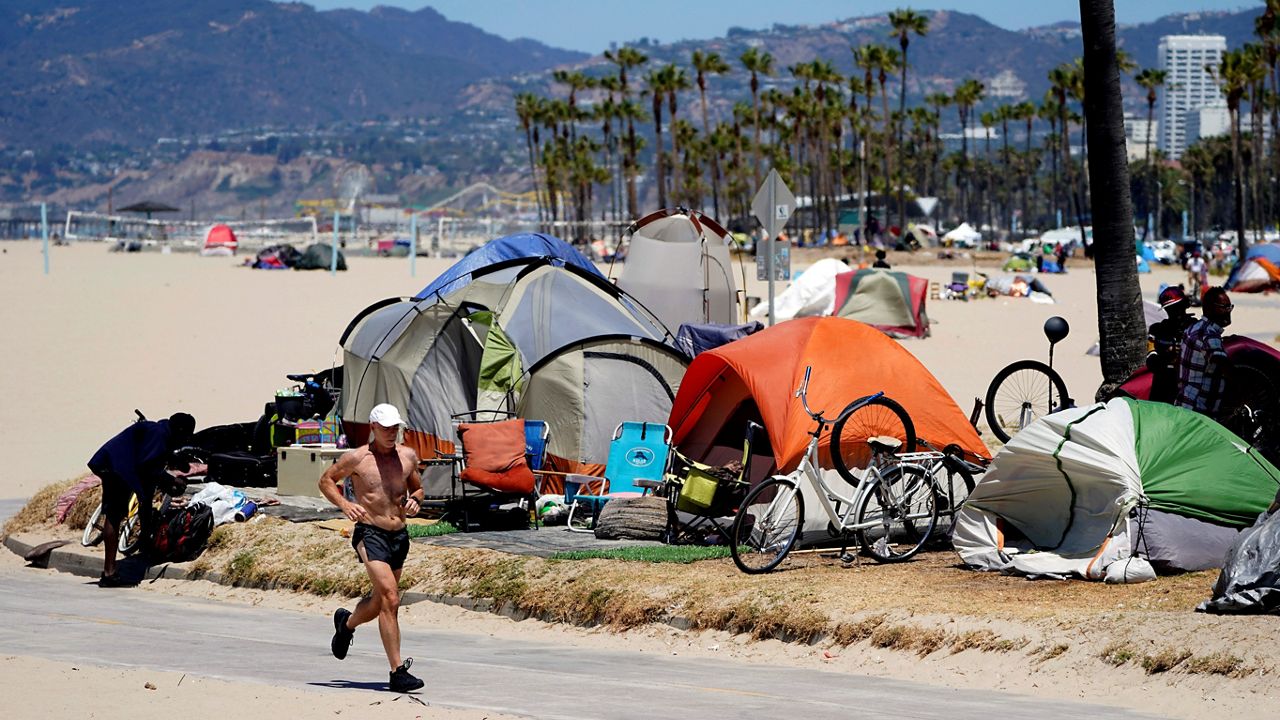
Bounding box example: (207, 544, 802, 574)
(616, 209, 740, 329)
(953, 398, 1280, 580)
(415, 233, 600, 300)
(748, 258, 847, 322)
(1226, 242, 1280, 292)
(674, 321, 763, 359)
(341, 258, 677, 490)
(668, 316, 988, 489)
(296, 243, 347, 271)
(831, 269, 930, 338)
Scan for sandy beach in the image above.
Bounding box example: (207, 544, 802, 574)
(2, 240, 1277, 498)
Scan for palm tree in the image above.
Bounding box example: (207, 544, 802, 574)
(605, 46, 649, 217)
(692, 50, 731, 216)
(552, 70, 597, 142)
(514, 93, 545, 225)
(1011, 100, 1037, 231)
(1134, 68, 1167, 230)
(889, 8, 930, 231)
(740, 47, 775, 186)
(645, 67, 671, 209)
(953, 78, 985, 220)
(876, 47, 902, 228)
(1214, 48, 1254, 256)
(664, 64, 692, 205)
(1080, 0, 1145, 397)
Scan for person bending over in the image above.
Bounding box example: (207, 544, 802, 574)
(88, 412, 195, 587)
(321, 403, 425, 693)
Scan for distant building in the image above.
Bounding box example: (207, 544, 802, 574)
(986, 69, 1026, 100)
(1157, 34, 1226, 159)
(1124, 114, 1158, 161)
(1184, 104, 1264, 146)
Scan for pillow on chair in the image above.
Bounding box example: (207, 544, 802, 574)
(457, 420, 536, 495)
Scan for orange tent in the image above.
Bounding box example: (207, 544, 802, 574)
(668, 316, 987, 484)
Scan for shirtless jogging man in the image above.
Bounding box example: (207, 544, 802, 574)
(320, 403, 425, 693)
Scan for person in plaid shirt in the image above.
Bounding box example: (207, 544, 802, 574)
(1175, 287, 1233, 419)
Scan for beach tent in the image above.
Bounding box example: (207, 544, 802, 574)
(203, 224, 238, 253)
(831, 269, 930, 338)
(518, 336, 688, 477)
(615, 209, 740, 329)
(953, 398, 1280, 581)
(905, 224, 939, 249)
(295, 243, 346, 271)
(415, 233, 600, 300)
(1226, 242, 1280, 292)
(341, 258, 675, 490)
(668, 316, 988, 489)
(748, 257, 848, 322)
(943, 222, 982, 247)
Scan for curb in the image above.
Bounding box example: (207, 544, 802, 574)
(5, 533, 450, 609)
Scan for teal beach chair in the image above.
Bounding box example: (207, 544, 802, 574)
(565, 421, 671, 532)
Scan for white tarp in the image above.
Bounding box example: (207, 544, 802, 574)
(952, 399, 1147, 579)
(748, 258, 847, 322)
(943, 222, 982, 245)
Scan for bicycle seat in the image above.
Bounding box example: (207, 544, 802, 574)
(866, 436, 902, 454)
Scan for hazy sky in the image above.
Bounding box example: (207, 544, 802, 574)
(307, 1, 1264, 52)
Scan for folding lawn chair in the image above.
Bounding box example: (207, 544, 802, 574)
(564, 421, 671, 533)
(447, 411, 541, 532)
(661, 421, 758, 544)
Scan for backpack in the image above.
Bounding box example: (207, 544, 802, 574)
(151, 503, 215, 563)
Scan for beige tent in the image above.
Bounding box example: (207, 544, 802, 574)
(615, 209, 741, 329)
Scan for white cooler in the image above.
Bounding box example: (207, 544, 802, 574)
(276, 445, 349, 497)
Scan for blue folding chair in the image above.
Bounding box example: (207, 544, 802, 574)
(565, 421, 671, 532)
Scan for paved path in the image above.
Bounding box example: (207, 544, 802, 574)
(0, 567, 1163, 720)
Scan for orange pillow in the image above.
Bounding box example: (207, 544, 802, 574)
(458, 420, 535, 494)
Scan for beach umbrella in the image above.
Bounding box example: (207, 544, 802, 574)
(117, 200, 180, 221)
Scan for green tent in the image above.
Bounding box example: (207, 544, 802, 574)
(954, 398, 1280, 579)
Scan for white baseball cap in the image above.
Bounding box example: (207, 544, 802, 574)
(369, 403, 404, 427)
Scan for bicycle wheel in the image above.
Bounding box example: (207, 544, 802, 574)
(855, 465, 938, 562)
(81, 502, 106, 547)
(118, 513, 142, 555)
(830, 395, 917, 484)
(926, 459, 976, 542)
(985, 359, 1070, 443)
(730, 477, 803, 574)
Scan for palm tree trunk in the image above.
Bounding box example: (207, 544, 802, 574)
(1080, 0, 1145, 397)
(699, 87, 721, 217)
(1231, 105, 1248, 256)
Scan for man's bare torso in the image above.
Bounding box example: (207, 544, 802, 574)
(345, 444, 415, 532)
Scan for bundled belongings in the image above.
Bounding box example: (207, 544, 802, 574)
(251, 244, 301, 270)
(674, 321, 763, 359)
(953, 398, 1280, 582)
(748, 258, 848, 322)
(151, 502, 215, 563)
(986, 274, 1054, 303)
(295, 243, 347, 271)
(1198, 494, 1280, 614)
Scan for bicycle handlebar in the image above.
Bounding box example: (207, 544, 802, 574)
(796, 366, 824, 421)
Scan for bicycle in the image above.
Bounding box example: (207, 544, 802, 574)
(729, 367, 937, 574)
(897, 439, 989, 541)
(984, 316, 1075, 443)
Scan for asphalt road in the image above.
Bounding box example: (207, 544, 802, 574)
(0, 558, 1166, 720)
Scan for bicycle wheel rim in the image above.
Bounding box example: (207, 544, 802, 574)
(928, 462, 975, 542)
(856, 467, 937, 562)
(986, 361, 1068, 443)
(831, 396, 917, 483)
(81, 504, 105, 547)
(730, 480, 802, 574)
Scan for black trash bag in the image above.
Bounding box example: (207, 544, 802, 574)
(1198, 499, 1280, 614)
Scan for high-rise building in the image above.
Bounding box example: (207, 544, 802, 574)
(1157, 35, 1227, 159)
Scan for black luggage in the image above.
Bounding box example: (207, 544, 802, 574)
(207, 451, 276, 487)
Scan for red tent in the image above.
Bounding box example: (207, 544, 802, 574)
(204, 224, 238, 251)
(668, 317, 987, 485)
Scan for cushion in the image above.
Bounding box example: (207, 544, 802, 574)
(458, 420, 535, 495)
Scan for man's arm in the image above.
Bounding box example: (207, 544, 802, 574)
(319, 450, 368, 523)
(404, 448, 423, 517)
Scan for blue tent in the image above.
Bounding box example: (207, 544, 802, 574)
(415, 233, 601, 300)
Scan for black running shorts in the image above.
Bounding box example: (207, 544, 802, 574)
(351, 523, 410, 570)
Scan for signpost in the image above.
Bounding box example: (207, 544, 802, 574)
(751, 169, 796, 326)
(331, 211, 339, 276)
(409, 212, 418, 277)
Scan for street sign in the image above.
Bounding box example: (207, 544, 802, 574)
(752, 169, 796, 241)
(751, 170, 796, 327)
(756, 240, 791, 281)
